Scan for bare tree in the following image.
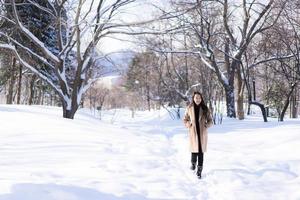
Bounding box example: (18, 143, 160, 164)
(85, 83, 109, 119)
(137, 33, 211, 104)
(161, 0, 285, 118)
(126, 51, 159, 111)
(0, 0, 147, 119)
(247, 0, 300, 121)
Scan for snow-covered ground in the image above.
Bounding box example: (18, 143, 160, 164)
(0, 105, 299, 200)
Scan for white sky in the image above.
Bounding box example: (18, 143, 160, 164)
(79, 0, 272, 54)
(96, 0, 264, 53)
(77, 0, 157, 53)
(92, 0, 169, 53)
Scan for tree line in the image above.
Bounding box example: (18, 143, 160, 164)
(124, 0, 300, 122)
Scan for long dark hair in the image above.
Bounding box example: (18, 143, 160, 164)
(192, 91, 209, 118)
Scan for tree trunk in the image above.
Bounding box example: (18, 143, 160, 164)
(146, 84, 150, 111)
(246, 80, 252, 116)
(237, 95, 244, 120)
(224, 85, 236, 118)
(37, 85, 43, 105)
(63, 108, 74, 119)
(291, 88, 298, 118)
(28, 74, 37, 105)
(62, 95, 79, 119)
(246, 77, 268, 122)
(62, 104, 78, 119)
(280, 100, 290, 122)
(6, 57, 16, 104)
(237, 65, 245, 120)
(250, 102, 268, 122)
(244, 70, 268, 122)
(223, 37, 236, 118)
(41, 89, 45, 105)
(17, 64, 22, 104)
(280, 84, 296, 121)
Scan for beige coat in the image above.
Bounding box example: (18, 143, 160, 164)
(183, 104, 213, 153)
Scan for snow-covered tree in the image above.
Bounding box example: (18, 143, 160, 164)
(0, 0, 141, 119)
(152, 0, 284, 118)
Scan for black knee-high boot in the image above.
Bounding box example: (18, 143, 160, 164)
(190, 163, 196, 170)
(190, 153, 197, 170)
(196, 165, 203, 179)
(197, 153, 203, 178)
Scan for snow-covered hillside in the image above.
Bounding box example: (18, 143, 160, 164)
(0, 105, 299, 200)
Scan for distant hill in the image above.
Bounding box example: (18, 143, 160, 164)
(94, 50, 136, 77)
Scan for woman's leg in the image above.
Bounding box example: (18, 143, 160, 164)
(196, 152, 204, 178)
(191, 153, 198, 163)
(190, 153, 197, 170)
(197, 152, 203, 166)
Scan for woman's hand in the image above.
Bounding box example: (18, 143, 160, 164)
(205, 121, 212, 128)
(185, 122, 192, 128)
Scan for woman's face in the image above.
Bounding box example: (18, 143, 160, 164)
(193, 94, 202, 105)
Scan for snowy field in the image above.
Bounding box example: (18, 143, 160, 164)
(0, 105, 300, 200)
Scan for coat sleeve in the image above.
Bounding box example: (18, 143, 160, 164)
(205, 110, 213, 128)
(183, 107, 191, 128)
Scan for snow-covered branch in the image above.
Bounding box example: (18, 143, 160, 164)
(0, 32, 55, 70)
(10, 0, 60, 64)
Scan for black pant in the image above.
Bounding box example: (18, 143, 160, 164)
(191, 152, 203, 166)
(192, 125, 203, 166)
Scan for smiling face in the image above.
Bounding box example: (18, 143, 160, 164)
(193, 94, 202, 105)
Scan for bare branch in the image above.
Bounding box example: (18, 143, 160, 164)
(249, 54, 294, 69)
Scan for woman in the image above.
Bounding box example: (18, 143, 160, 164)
(183, 91, 213, 179)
